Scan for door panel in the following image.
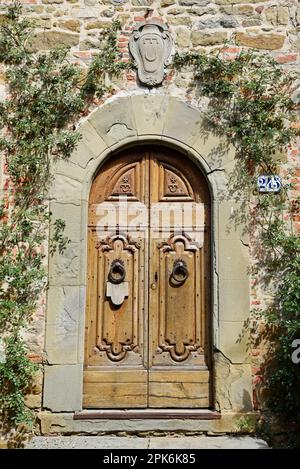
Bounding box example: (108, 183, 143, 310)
(148, 151, 210, 408)
(87, 232, 145, 367)
(149, 234, 206, 366)
(83, 370, 147, 408)
(83, 151, 148, 408)
(83, 146, 211, 409)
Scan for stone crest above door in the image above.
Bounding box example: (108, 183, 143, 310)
(129, 21, 173, 87)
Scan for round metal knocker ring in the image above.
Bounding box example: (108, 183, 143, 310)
(171, 259, 188, 284)
(108, 259, 126, 284)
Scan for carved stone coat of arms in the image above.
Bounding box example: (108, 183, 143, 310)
(129, 21, 173, 87)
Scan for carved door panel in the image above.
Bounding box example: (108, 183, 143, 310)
(83, 147, 211, 409)
(83, 151, 149, 408)
(148, 152, 211, 408)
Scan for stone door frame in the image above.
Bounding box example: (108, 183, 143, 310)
(43, 93, 252, 415)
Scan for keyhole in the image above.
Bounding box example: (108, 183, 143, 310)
(154, 272, 158, 282)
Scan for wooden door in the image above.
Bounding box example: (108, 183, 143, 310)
(83, 146, 211, 409)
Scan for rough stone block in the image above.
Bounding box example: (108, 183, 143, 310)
(25, 394, 42, 409)
(175, 26, 191, 47)
(219, 279, 250, 322)
(179, 0, 210, 5)
(43, 365, 82, 412)
(89, 97, 137, 147)
(217, 200, 248, 240)
(218, 238, 249, 280)
(131, 94, 169, 136)
(193, 129, 235, 171)
(49, 242, 80, 286)
(168, 16, 192, 26)
(45, 286, 80, 364)
(57, 19, 81, 32)
(214, 353, 253, 412)
(218, 321, 250, 363)
(70, 121, 108, 168)
(161, 0, 176, 6)
(235, 33, 285, 50)
(215, 0, 264, 4)
(230, 365, 253, 412)
(85, 20, 111, 30)
(163, 99, 202, 147)
(49, 202, 82, 243)
(37, 411, 259, 435)
(30, 31, 79, 51)
(191, 31, 227, 46)
(265, 6, 289, 26)
(53, 159, 87, 183)
(50, 174, 82, 205)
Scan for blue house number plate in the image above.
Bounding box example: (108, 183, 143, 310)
(257, 175, 282, 193)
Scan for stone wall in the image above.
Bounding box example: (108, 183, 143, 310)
(1, 1, 300, 70)
(0, 0, 299, 429)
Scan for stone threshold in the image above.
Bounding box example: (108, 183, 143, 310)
(74, 409, 221, 420)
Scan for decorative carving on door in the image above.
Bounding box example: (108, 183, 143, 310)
(94, 234, 141, 363)
(129, 21, 172, 87)
(111, 167, 135, 197)
(164, 168, 191, 197)
(154, 235, 204, 363)
(158, 164, 193, 200)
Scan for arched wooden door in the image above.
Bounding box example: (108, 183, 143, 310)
(83, 146, 211, 408)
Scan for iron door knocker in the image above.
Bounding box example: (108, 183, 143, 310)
(108, 259, 126, 284)
(171, 259, 188, 284)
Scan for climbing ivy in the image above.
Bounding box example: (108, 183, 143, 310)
(173, 50, 300, 436)
(0, 1, 131, 434)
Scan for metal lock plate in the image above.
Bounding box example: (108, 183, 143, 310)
(106, 282, 129, 306)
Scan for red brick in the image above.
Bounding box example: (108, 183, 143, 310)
(126, 72, 135, 81)
(221, 47, 241, 54)
(73, 51, 92, 59)
(253, 390, 260, 410)
(27, 353, 44, 364)
(150, 17, 163, 23)
(251, 299, 261, 305)
(253, 374, 262, 385)
(276, 54, 298, 64)
(294, 221, 300, 231)
(252, 366, 261, 375)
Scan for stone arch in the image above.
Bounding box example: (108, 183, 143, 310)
(43, 94, 252, 416)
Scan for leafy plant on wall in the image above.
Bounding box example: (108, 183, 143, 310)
(0, 1, 131, 442)
(173, 50, 300, 441)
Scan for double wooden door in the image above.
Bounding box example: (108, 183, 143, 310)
(84, 146, 211, 409)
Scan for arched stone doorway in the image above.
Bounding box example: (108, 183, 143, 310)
(84, 145, 211, 409)
(42, 94, 252, 430)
